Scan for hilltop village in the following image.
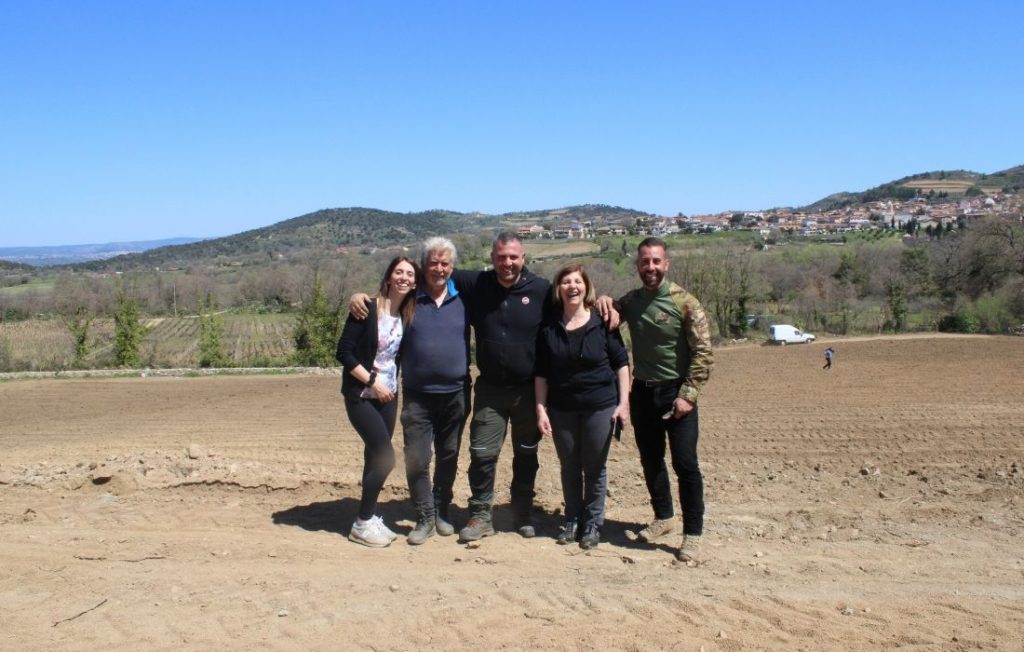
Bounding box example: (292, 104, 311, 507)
(515, 191, 1024, 240)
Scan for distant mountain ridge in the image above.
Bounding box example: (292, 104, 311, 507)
(73, 204, 648, 270)
(0, 238, 203, 266)
(5, 165, 1021, 269)
(802, 165, 1024, 212)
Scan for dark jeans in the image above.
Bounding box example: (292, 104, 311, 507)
(344, 395, 398, 521)
(400, 387, 469, 517)
(466, 379, 540, 516)
(630, 381, 704, 536)
(549, 405, 614, 529)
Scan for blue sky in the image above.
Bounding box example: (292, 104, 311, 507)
(2, 1, 1022, 247)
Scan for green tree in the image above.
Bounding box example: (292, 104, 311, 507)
(293, 273, 338, 367)
(114, 290, 146, 367)
(885, 280, 908, 332)
(833, 251, 868, 297)
(899, 247, 934, 297)
(62, 307, 94, 368)
(198, 291, 227, 368)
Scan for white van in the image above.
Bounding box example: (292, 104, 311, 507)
(768, 324, 816, 345)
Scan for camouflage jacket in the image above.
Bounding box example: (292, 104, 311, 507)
(618, 281, 713, 403)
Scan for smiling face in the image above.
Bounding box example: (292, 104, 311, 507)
(558, 271, 587, 308)
(424, 249, 453, 296)
(491, 239, 525, 288)
(636, 244, 670, 290)
(387, 260, 417, 300)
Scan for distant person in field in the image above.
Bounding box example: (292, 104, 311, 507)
(534, 262, 630, 550)
(596, 237, 714, 564)
(349, 238, 471, 545)
(823, 346, 834, 370)
(335, 256, 418, 548)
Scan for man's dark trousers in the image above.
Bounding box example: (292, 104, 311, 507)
(401, 387, 468, 517)
(629, 380, 704, 536)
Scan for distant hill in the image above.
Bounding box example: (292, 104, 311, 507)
(74, 204, 649, 270)
(0, 260, 35, 273)
(496, 204, 651, 222)
(0, 238, 203, 266)
(72, 208, 488, 270)
(803, 165, 1024, 212)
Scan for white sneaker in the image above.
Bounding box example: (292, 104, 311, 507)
(373, 515, 398, 541)
(349, 517, 391, 548)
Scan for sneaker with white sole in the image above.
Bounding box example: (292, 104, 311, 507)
(638, 517, 676, 543)
(349, 517, 392, 548)
(372, 515, 398, 542)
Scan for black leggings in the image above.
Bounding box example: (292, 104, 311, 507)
(344, 396, 397, 521)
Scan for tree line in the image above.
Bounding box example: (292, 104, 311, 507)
(1, 216, 1022, 371)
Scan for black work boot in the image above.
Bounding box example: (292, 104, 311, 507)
(557, 520, 579, 545)
(407, 511, 436, 546)
(579, 525, 600, 550)
(458, 513, 495, 542)
(513, 497, 536, 539)
(435, 500, 454, 537)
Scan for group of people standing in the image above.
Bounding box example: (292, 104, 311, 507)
(335, 233, 713, 563)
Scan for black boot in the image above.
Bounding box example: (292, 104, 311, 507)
(557, 520, 579, 545)
(407, 510, 436, 545)
(513, 497, 536, 539)
(458, 513, 495, 542)
(435, 500, 454, 537)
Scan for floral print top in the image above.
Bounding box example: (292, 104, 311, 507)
(361, 311, 403, 399)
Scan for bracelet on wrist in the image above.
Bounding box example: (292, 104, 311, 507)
(366, 371, 377, 387)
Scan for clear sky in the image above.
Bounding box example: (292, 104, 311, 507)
(2, 1, 1022, 247)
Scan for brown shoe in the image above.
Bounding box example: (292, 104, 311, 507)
(638, 517, 676, 543)
(676, 535, 701, 563)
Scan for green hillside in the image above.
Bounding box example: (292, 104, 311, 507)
(74, 204, 648, 271)
(804, 165, 1023, 211)
(77, 207, 491, 270)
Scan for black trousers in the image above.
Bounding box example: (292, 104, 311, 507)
(629, 381, 704, 536)
(344, 396, 398, 521)
(400, 388, 469, 517)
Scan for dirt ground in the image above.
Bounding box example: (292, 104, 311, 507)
(2, 335, 1022, 650)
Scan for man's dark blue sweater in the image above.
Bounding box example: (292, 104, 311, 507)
(401, 279, 470, 393)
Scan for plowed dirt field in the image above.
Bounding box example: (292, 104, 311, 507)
(2, 335, 1022, 650)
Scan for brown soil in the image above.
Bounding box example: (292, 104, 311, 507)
(2, 335, 1022, 650)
